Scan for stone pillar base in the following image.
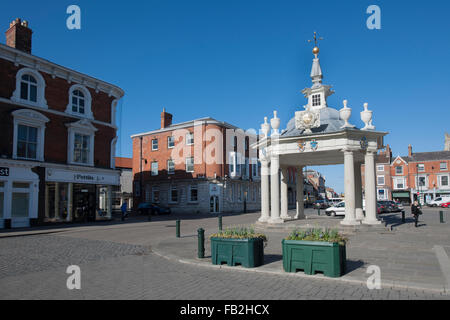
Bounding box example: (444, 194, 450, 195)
(280, 214, 290, 220)
(355, 209, 365, 221)
(268, 217, 285, 224)
(341, 219, 361, 226)
(258, 216, 269, 223)
(363, 219, 382, 225)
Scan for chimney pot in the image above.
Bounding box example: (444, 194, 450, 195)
(408, 144, 413, 158)
(161, 109, 173, 129)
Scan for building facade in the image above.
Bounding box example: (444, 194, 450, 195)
(363, 137, 450, 205)
(0, 19, 124, 228)
(113, 157, 133, 211)
(131, 110, 262, 214)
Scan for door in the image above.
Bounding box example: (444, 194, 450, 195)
(210, 196, 220, 213)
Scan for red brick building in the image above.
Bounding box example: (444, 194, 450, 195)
(0, 19, 124, 228)
(131, 110, 262, 214)
(362, 137, 450, 204)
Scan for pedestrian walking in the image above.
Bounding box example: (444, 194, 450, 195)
(411, 200, 422, 228)
(121, 202, 128, 221)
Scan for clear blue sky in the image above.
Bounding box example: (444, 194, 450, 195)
(2, 0, 450, 193)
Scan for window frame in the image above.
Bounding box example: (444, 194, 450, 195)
(377, 165, 384, 172)
(167, 159, 175, 175)
(151, 161, 159, 176)
(167, 136, 175, 149)
(440, 162, 448, 171)
(377, 175, 385, 186)
(186, 132, 194, 146)
(65, 85, 93, 119)
(189, 185, 198, 203)
(395, 166, 403, 175)
(12, 109, 49, 162)
(169, 186, 178, 203)
(152, 139, 158, 151)
(186, 157, 195, 173)
(438, 175, 449, 188)
(66, 119, 97, 167)
(11, 68, 48, 109)
(417, 164, 425, 172)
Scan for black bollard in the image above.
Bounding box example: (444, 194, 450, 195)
(440, 211, 445, 224)
(197, 228, 205, 259)
(218, 215, 223, 231)
(176, 220, 180, 238)
(402, 210, 405, 223)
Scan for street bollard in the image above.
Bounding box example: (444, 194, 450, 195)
(440, 211, 445, 224)
(148, 211, 151, 221)
(197, 228, 205, 259)
(318, 208, 321, 216)
(176, 220, 180, 238)
(402, 210, 406, 223)
(218, 215, 223, 231)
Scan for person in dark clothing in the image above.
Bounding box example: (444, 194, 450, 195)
(411, 200, 422, 228)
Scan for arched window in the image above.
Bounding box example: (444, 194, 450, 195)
(11, 68, 48, 108)
(20, 75, 37, 102)
(66, 85, 93, 119)
(71, 90, 85, 114)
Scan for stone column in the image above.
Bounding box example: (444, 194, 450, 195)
(341, 149, 360, 225)
(280, 167, 289, 220)
(269, 155, 283, 224)
(259, 159, 270, 223)
(295, 166, 305, 220)
(54, 182, 60, 221)
(354, 162, 364, 221)
(363, 151, 381, 225)
(66, 183, 73, 222)
(44, 184, 50, 220)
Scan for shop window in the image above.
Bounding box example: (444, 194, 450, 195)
(12, 68, 48, 108)
(189, 185, 198, 202)
(11, 182, 30, 218)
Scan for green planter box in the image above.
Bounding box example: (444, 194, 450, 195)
(282, 240, 346, 278)
(211, 238, 264, 268)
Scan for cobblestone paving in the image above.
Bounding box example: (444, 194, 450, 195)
(0, 247, 447, 300)
(0, 235, 448, 300)
(0, 235, 149, 279)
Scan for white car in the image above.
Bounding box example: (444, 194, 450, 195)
(428, 196, 450, 207)
(325, 201, 346, 217)
(325, 201, 366, 217)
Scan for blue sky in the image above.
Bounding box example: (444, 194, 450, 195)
(2, 0, 450, 193)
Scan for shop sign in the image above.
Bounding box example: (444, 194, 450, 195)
(46, 168, 119, 185)
(0, 167, 9, 177)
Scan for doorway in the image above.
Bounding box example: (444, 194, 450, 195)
(210, 196, 220, 213)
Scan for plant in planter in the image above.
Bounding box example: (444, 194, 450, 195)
(210, 227, 267, 268)
(282, 228, 347, 278)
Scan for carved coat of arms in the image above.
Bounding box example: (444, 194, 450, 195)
(295, 105, 321, 134)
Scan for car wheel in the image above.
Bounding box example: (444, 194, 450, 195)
(330, 211, 336, 217)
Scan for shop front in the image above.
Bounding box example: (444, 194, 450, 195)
(0, 161, 39, 229)
(392, 191, 411, 205)
(44, 167, 120, 223)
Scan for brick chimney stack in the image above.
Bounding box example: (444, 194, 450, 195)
(161, 108, 173, 129)
(6, 18, 32, 54)
(408, 144, 413, 158)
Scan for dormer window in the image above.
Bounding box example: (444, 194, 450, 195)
(20, 75, 37, 102)
(312, 94, 321, 107)
(66, 85, 93, 119)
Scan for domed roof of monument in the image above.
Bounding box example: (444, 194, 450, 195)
(281, 107, 352, 137)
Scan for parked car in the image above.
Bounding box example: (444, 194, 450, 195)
(137, 203, 171, 215)
(313, 200, 330, 209)
(428, 196, 450, 207)
(440, 202, 450, 208)
(325, 201, 346, 217)
(377, 201, 399, 213)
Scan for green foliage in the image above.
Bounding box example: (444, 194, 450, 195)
(285, 228, 347, 245)
(210, 226, 267, 242)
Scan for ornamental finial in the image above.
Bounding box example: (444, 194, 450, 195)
(307, 31, 324, 57)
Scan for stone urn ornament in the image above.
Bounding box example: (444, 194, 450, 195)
(261, 117, 270, 138)
(361, 103, 375, 130)
(270, 110, 281, 136)
(339, 100, 355, 129)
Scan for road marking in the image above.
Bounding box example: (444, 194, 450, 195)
(433, 245, 450, 288)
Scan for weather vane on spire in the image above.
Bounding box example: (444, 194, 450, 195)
(307, 31, 324, 57)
